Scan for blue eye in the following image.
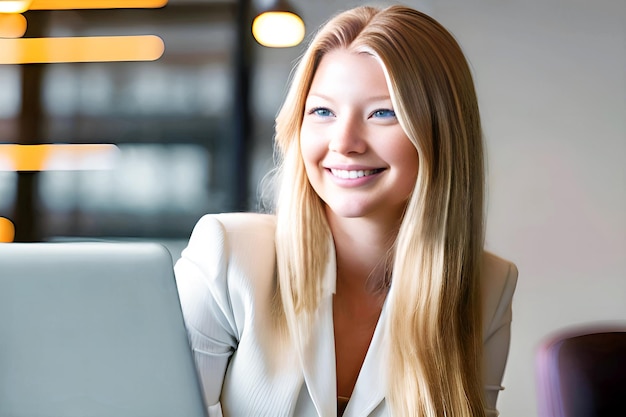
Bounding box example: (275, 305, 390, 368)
(372, 109, 396, 118)
(309, 107, 334, 117)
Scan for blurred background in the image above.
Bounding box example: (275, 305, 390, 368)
(1, 0, 624, 416)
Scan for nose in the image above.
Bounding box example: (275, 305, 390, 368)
(328, 115, 367, 154)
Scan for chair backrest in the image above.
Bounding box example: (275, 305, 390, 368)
(536, 326, 626, 417)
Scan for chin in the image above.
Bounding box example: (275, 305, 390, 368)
(326, 204, 372, 219)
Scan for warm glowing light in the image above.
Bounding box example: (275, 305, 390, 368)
(0, 0, 32, 14)
(0, 35, 165, 64)
(0, 217, 15, 243)
(252, 11, 305, 48)
(0, 144, 120, 171)
(0, 13, 26, 38)
(29, 0, 167, 9)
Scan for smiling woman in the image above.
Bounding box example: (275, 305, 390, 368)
(300, 50, 418, 224)
(174, 5, 518, 417)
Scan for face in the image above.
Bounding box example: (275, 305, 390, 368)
(300, 49, 419, 225)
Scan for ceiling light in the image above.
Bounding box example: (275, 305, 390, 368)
(252, 0, 304, 48)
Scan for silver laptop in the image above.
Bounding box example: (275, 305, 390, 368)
(0, 242, 207, 417)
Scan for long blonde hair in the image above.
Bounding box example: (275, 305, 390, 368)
(273, 5, 485, 416)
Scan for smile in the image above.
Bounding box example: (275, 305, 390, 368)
(329, 168, 383, 179)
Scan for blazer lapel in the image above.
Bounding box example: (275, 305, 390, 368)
(343, 299, 388, 416)
(300, 294, 337, 416)
(299, 243, 337, 416)
(298, 241, 387, 417)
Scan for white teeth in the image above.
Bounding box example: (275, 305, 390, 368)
(330, 169, 378, 179)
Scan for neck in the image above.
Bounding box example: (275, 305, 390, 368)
(326, 210, 399, 293)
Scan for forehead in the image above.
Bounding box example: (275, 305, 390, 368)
(308, 49, 391, 98)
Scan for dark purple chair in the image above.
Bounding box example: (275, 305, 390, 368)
(536, 326, 626, 417)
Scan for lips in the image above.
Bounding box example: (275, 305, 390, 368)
(329, 168, 384, 179)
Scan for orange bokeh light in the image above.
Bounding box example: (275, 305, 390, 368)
(0, 144, 120, 171)
(0, 217, 15, 243)
(29, 0, 167, 9)
(0, 1, 32, 14)
(0, 13, 27, 38)
(0, 35, 164, 64)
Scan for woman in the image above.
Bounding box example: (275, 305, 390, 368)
(175, 5, 518, 417)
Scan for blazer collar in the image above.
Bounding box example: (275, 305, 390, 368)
(299, 240, 387, 416)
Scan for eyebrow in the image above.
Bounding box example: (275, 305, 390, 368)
(306, 93, 392, 102)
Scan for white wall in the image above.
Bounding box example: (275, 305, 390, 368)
(254, 1, 626, 415)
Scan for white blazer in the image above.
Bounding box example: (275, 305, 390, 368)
(174, 213, 518, 417)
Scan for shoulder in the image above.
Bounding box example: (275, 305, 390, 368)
(178, 212, 277, 289)
(176, 213, 278, 336)
(191, 212, 276, 240)
(481, 251, 519, 337)
(186, 211, 276, 271)
(481, 251, 518, 295)
(186, 212, 275, 256)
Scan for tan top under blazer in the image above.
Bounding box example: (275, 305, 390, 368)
(174, 213, 518, 417)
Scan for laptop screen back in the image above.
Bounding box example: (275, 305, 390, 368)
(0, 242, 207, 417)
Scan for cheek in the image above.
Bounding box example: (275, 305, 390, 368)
(404, 149, 419, 178)
(393, 140, 420, 191)
(299, 128, 325, 171)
